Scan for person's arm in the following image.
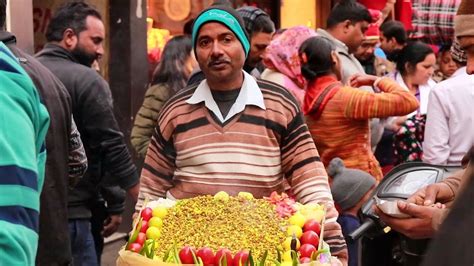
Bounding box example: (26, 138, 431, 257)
(100, 185, 126, 237)
(281, 112, 348, 264)
(423, 88, 451, 164)
(380, 0, 396, 22)
(377, 168, 466, 238)
(78, 76, 139, 197)
(136, 121, 176, 210)
(343, 75, 419, 119)
(68, 116, 88, 187)
(0, 44, 50, 265)
(131, 84, 170, 158)
(375, 201, 443, 239)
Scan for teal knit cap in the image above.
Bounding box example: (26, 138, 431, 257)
(192, 7, 250, 57)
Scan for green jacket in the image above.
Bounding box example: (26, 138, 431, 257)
(131, 83, 172, 158)
(0, 42, 50, 265)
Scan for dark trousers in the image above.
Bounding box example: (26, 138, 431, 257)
(90, 200, 108, 265)
(68, 219, 98, 266)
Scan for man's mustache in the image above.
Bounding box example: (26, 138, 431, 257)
(208, 58, 231, 67)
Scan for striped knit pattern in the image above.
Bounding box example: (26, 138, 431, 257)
(305, 76, 419, 181)
(138, 79, 347, 261)
(0, 43, 50, 265)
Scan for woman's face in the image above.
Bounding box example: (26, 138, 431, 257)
(410, 53, 436, 85)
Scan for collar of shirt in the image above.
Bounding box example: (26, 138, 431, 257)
(451, 67, 467, 78)
(316, 28, 350, 55)
(186, 71, 266, 122)
(391, 71, 435, 115)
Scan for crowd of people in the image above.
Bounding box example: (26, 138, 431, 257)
(0, 0, 473, 265)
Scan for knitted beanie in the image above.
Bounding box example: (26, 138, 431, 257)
(328, 158, 376, 211)
(451, 39, 468, 64)
(192, 5, 250, 57)
(237, 6, 270, 35)
(454, 0, 474, 38)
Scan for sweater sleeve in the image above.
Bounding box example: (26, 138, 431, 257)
(131, 84, 170, 158)
(136, 123, 176, 210)
(281, 112, 348, 264)
(0, 44, 50, 266)
(341, 78, 419, 120)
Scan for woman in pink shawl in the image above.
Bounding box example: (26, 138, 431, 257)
(261, 26, 316, 107)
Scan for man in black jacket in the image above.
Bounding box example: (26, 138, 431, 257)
(36, 2, 139, 265)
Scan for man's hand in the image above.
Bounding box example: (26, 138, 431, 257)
(102, 214, 122, 237)
(127, 183, 140, 202)
(375, 201, 442, 239)
(348, 74, 378, 87)
(407, 182, 454, 206)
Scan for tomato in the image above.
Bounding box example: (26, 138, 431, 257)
(299, 257, 311, 264)
(135, 232, 146, 246)
(179, 246, 196, 264)
(141, 207, 153, 221)
(303, 219, 321, 235)
(233, 250, 249, 266)
(214, 248, 233, 266)
(300, 231, 319, 247)
(197, 247, 215, 266)
(128, 242, 143, 253)
(139, 220, 149, 233)
(299, 244, 316, 258)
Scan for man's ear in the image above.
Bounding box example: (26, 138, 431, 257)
(342, 19, 352, 33)
(389, 36, 397, 45)
(63, 28, 77, 48)
(405, 62, 414, 74)
(331, 51, 338, 65)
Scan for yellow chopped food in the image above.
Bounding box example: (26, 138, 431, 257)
(154, 195, 287, 260)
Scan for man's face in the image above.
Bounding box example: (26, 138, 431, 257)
(346, 21, 369, 54)
(379, 32, 395, 54)
(354, 39, 378, 61)
(195, 22, 245, 86)
(459, 36, 474, 75)
(247, 31, 273, 69)
(71, 15, 105, 67)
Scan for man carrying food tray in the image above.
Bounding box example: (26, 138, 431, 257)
(136, 4, 348, 265)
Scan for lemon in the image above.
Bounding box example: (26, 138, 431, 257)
(282, 236, 300, 251)
(287, 225, 303, 238)
(152, 206, 168, 219)
(304, 209, 325, 223)
(214, 191, 230, 202)
(148, 217, 163, 228)
(288, 212, 306, 228)
(238, 192, 254, 200)
(146, 226, 161, 240)
(281, 261, 293, 266)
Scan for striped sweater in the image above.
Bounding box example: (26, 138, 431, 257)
(138, 78, 347, 261)
(0, 43, 50, 265)
(305, 75, 419, 181)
